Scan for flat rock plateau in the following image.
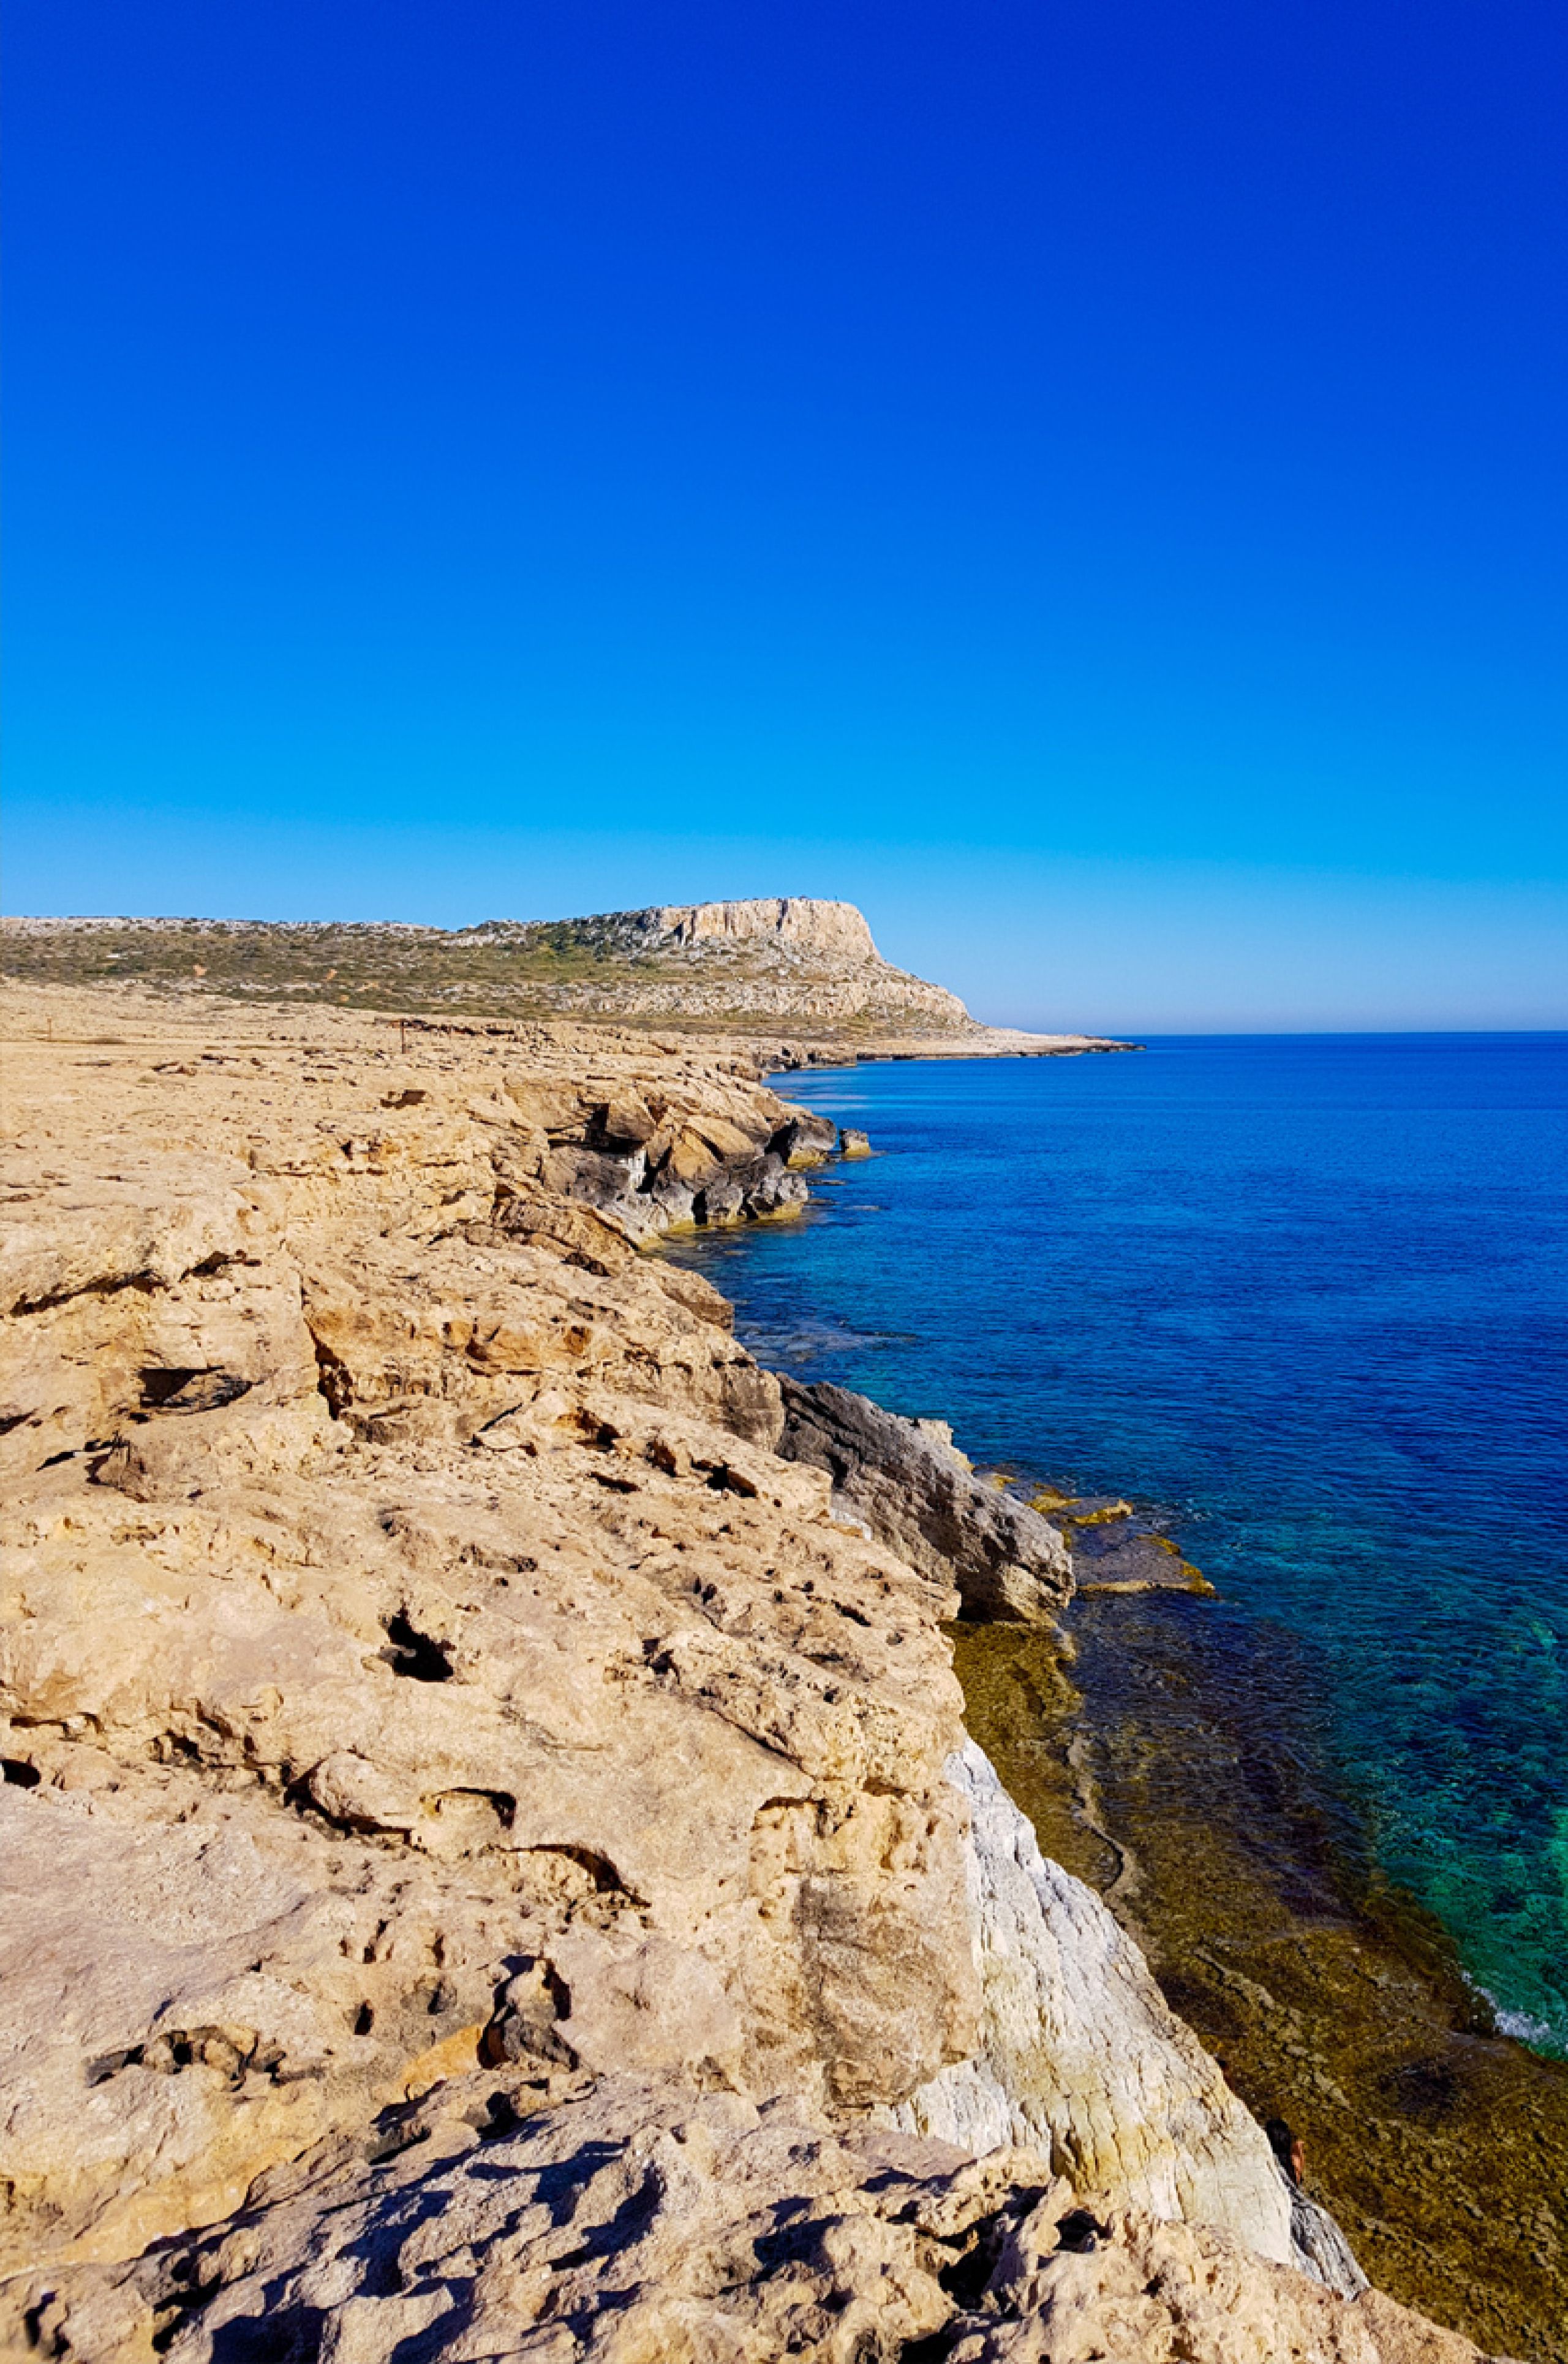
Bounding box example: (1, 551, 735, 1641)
(0, 906, 1529, 2363)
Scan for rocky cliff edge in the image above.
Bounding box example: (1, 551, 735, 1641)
(0, 983, 1517, 2362)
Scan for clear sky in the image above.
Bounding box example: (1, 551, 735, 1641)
(7, 1, 1567, 1030)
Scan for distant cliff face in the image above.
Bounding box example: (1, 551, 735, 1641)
(496, 895, 966, 1028)
(646, 897, 880, 961)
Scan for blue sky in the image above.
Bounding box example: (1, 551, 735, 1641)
(7, 0, 1566, 1028)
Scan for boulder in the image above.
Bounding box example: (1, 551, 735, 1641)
(770, 1110, 840, 1166)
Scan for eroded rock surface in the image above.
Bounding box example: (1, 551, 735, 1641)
(4, 2080, 1515, 2363)
(0, 984, 1512, 2361)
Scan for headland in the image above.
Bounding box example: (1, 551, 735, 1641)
(0, 903, 1129, 1059)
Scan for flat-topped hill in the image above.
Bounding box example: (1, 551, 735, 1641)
(524, 895, 881, 960)
(2, 901, 1128, 1054)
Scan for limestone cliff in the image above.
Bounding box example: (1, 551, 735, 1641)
(0, 982, 1517, 2363)
(644, 897, 880, 958)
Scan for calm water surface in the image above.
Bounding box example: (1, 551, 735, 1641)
(671, 1035, 1568, 2052)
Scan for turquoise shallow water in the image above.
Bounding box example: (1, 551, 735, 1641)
(668, 1035, 1568, 2053)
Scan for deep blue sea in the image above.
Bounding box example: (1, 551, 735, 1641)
(675, 1036, 1568, 2054)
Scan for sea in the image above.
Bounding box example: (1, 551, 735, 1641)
(665, 1034, 1568, 2056)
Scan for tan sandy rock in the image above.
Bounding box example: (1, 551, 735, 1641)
(0, 992, 981, 2269)
(652, 896, 881, 957)
(0, 981, 1506, 2362)
(0, 2077, 1520, 2364)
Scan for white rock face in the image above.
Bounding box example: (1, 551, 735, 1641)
(884, 1742, 1295, 2265)
(650, 896, 881, 959)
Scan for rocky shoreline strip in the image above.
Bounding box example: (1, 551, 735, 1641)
(660, 1220, 1568, 2362)
(956, 1598, 1568, 2364)
(0, 981, 1532, 2362)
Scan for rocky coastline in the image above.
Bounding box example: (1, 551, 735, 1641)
(0, 961, 1537, 2362)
